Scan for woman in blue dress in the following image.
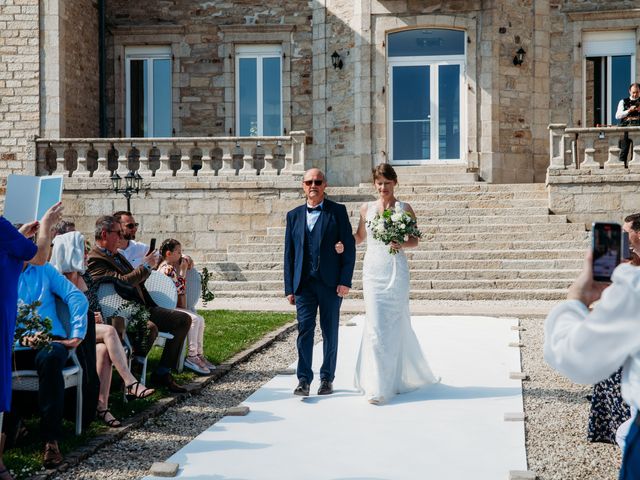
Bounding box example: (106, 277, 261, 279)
(0, 203, 62, 480)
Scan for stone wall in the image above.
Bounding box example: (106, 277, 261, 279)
(0, 0, 39, 176)
(60, 0, 99, 137)
(104, 0, 313, 138)
(547, 170, 640, 228)
(58, 178, 305, 261)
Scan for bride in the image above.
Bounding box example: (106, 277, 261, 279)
(340, 163, 438, 404)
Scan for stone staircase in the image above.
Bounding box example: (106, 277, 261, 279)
(205, 182, 589, 301)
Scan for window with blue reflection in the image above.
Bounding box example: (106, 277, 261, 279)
(438, 64, 460, 159)
(393, 66, 430, 161)
(388, 29, 464, 57)
(262, 57, 281, 136)
(153, 59, 172, 137)
(239, 58, 258, 136)
(611, 55, 632, 125)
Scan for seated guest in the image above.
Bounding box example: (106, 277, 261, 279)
(114, 211, 148, 268)
(52, 220, 75, 237)
(544, 252, 640, 479)
(158, 239, 214, 375)
(87, 216, 191, 393)
(51, 232, 154, 428)
(15, 261, 88, 468)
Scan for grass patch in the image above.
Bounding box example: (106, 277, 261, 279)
(4, 310, 295, 479)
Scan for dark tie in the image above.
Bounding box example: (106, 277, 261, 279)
(307, 206, 322, 213)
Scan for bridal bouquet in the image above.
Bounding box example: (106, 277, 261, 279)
(367, 204, 422, 255)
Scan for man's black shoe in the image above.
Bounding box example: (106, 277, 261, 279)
(294, 381, 310, 396)
(317, 380, 333, 395)
(150, 372, 187, 393)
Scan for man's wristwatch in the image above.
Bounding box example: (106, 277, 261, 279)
(142, 262, 152, 272)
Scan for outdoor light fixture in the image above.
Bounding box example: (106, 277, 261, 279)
(331, 51, 343, 70)
(513, 47, 526, 66)
(111, 169, 142, 211)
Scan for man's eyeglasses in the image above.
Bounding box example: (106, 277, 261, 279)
(303, 180, 324, 186)
(123, 223, 139, 229)
(108, 230, 123, 238)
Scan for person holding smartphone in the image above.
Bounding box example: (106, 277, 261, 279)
(544, 250, 640, 479)
(114, 211, 150, 268)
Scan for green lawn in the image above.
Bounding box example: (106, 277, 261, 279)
(4, 310, 295, 479)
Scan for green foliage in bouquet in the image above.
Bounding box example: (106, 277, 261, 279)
(366, 205, 423, 255)
(14, 301, 53, 350)
(200, 267, 215, 305)
(115, 301, 153, 356)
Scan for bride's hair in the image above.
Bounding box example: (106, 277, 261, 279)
(372, 163, 398, 183)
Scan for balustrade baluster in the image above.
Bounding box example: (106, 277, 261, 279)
(75, 143, 90, 176)
(605, 136, 624, 169)
(156, 143, 172, 175)
(95, 143, 109, 176)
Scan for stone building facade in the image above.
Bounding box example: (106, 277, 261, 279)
(1, 0, 639, 185)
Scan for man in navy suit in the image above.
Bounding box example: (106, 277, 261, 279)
(284, 168, 356, 396)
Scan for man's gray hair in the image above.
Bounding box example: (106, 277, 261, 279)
(94, 215, 119, 240)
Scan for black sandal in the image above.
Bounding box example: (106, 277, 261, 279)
(96, 408, 122, 428)
(125, 381, 155, 401)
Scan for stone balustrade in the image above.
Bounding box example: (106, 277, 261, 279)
(35, 132, 307, 178)
(548, 124, 640, 170)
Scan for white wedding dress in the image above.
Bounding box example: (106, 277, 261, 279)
(354, 201, 439, 403)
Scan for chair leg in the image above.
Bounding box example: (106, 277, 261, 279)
(177, 338, 187, 373)
(76, 371, 83, 436)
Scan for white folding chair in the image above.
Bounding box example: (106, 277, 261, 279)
(12, 297, 84, 436)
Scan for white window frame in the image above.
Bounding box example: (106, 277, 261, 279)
(388, 54, 466, 164)
(124, 46, 172, 137)
(235, 45, 283, 136)
(583, 31, 636, 126)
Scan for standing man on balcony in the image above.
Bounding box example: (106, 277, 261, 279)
(616, 83, 640, 165)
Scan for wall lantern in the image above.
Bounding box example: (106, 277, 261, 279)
(513, 47, 526, 66)
(331, 50, 343, 70)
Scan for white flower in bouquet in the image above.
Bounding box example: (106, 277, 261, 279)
(366, 205, 423, 255)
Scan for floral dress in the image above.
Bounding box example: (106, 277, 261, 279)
(158, 263, 186, 295)
(587, 368, 631, 444)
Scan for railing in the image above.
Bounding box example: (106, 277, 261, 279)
(35, 132, 307, 177)
(548, 124, 640, 170)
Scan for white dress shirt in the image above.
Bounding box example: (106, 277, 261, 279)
(544, 263, 640, 410)
(306, 201, 324, 231)
(118, 239, 148, 268)
(616, 98, 636, 121)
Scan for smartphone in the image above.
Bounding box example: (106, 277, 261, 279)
(592, 222, 622, 282)
(623, 231, 632, 261)
(146, 238, 156, 255)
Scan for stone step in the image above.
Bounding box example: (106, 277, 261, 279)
(265, 223, 585, 236)
(212, 288, 567, 301)
(209, 268, 581, 282)
(248, 230, 588, 243)
(336, 199, 549, 210)
(205, 258, 584, 272)
(331, 190, 549, 200)
(211, 278, 572, 291)
(341, 207, 550, 217)
(228, 240, 587, 253)
(338, 184, 546, 194)
(224, 249, 584, 262)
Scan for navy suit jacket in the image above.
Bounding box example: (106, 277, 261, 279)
(284, 198, 356, 296)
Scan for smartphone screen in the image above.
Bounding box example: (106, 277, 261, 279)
(592, 222, 622, 282)
(146, 238, 156, 255)
(623, 231, 632, 261)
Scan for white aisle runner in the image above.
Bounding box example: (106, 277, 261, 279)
(145, 316, 527, 480)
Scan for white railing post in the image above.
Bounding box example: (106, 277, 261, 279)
(548, 124, 567, 169)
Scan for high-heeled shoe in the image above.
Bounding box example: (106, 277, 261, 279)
(125, 381, 155, 401)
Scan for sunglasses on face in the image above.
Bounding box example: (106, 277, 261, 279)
(124, 223, 139, 229)
(303, 180, 324, 186)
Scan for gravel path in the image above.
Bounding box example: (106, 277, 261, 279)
(49, 315, 623, 480)
(521, 317, 621, 480)
(51, 328, 300, 480)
